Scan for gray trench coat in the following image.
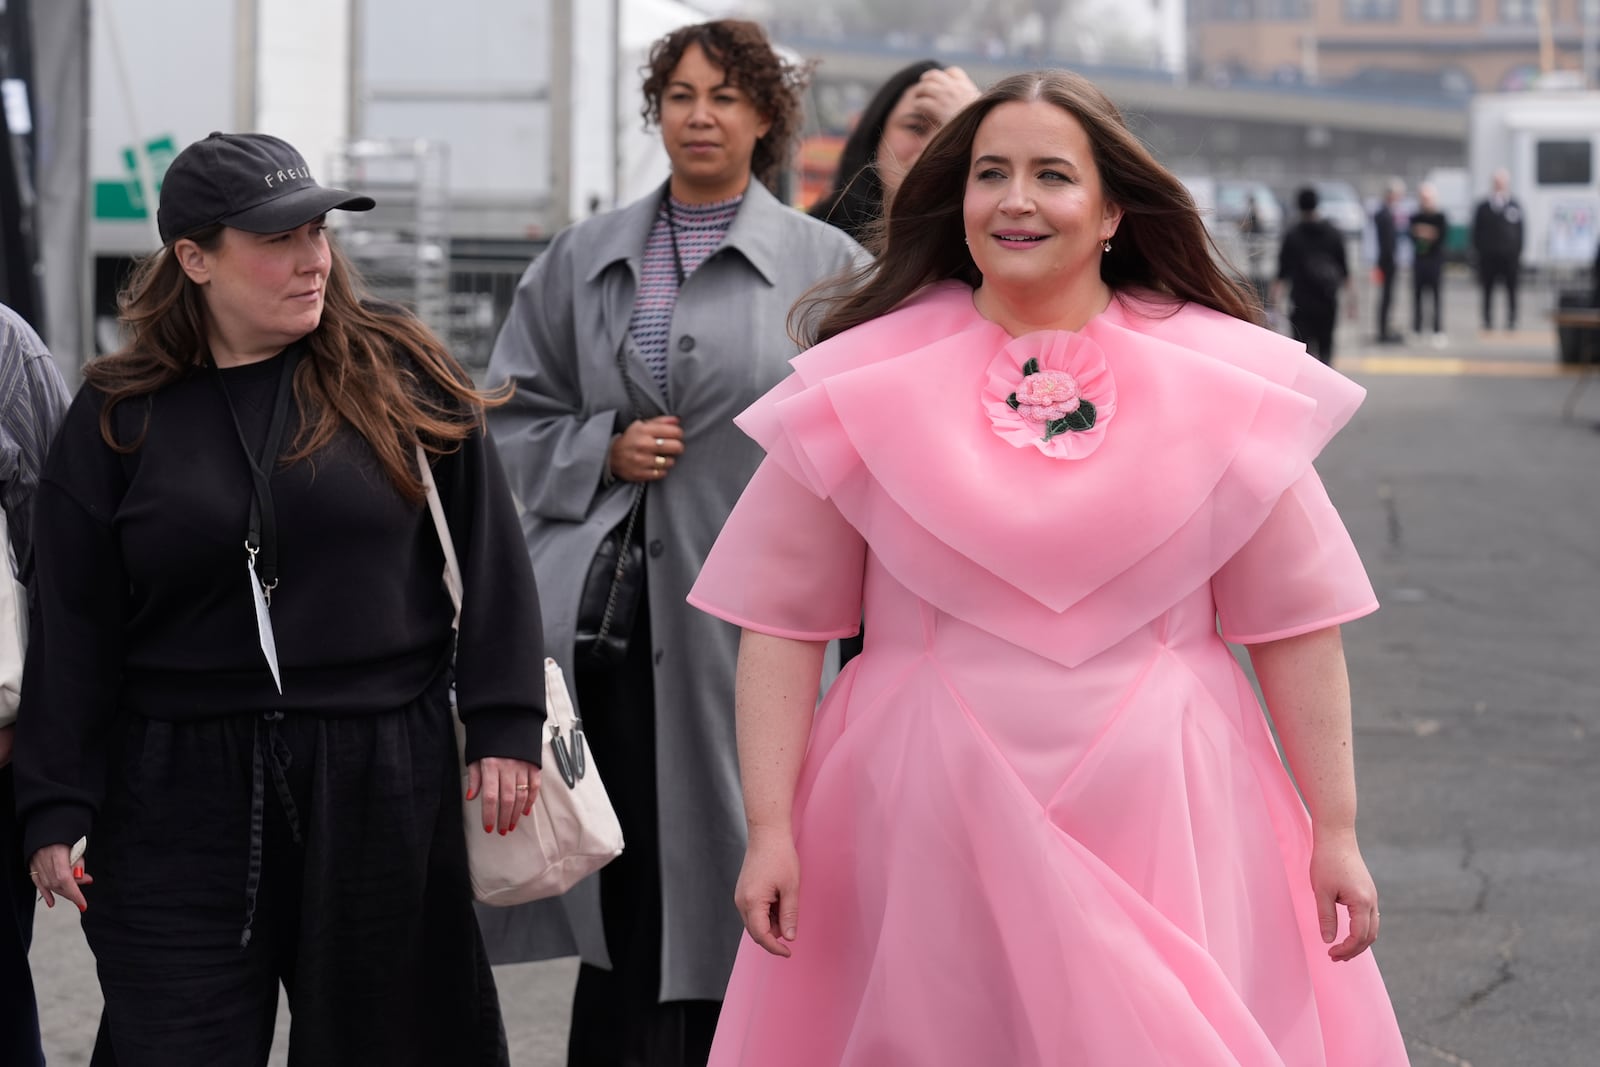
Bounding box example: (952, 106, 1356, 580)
(480, 180, 864, 1002)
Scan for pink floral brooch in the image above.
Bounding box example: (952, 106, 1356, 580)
(982, 331, 1116, 460)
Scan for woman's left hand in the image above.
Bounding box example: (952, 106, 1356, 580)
(466, 758, 541, 835)
(1309, 827, 1380, 962)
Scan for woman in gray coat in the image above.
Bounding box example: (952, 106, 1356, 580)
(483, 19, 863, 1067)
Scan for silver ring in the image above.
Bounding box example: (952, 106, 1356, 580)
(654, 437, 665, 448)
(514, 785, 530, 793)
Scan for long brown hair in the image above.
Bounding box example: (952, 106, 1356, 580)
(803, 70, 1260, 344)
(85, 229, 508, 504)
(639, 19, 813, 192)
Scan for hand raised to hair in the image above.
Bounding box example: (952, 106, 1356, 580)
(908, 67, 981, 129)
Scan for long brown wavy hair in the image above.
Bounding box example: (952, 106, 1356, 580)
(802, 70, 1261, 344)
(85, 226, 508, 504)
(640, 19, 813, 192)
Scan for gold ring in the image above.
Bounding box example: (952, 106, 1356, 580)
(654, 454, 666, 468)
(515, 785, 530, 792)
(654, 468, 664, 478)
(27, 870, 41, 878)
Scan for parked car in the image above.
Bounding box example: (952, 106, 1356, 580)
(1215, 179, 1284, 237)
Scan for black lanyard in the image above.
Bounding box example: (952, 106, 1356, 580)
(214, 345, 300, 603)
(661, 198, 688, 288)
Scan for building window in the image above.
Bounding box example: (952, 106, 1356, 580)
(1344, 0, 1400, 19)
(1422, 0, 1477, 20)
(1498, 0, 1537, 22)
(1536, 140, 1593, 185)
(1203, 0, 1252, 17)
(1261, 0, 1313, 15)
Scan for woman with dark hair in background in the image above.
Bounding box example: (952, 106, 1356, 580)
(15, 132, 545, 1066)
(808, 59, 978, 667)
(690, 70, 1406, 1064)
(482, 19, 862, 1066)
(808, 59, 980, 248)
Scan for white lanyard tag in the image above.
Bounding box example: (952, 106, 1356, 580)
(248, 555, 283, 694)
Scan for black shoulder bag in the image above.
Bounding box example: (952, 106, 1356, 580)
(572, 344, 648, 669)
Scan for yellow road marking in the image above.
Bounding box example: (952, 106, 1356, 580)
(1341, 355, 1586, 377)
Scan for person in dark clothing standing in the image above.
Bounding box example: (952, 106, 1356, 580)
(1271, 186, 1353, 364)
(14, 132, 546, 1067)
(1373, 179, 1404, 343)
(1409, 181, 1450, 347)
(0, 302, 70, 1067)
(1471, 168, 1524, 331)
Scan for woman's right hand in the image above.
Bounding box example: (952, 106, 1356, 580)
(609, 416, 685, 483)
(29, 843, 92, 912)
(734, 825, 800, 958)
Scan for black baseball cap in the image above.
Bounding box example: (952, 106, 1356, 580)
(157, 131, 375, 244)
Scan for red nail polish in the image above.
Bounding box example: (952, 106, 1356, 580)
(73, 865, 83, 880)
(466, 787, 476, 801)
(77, 903, 86, 913)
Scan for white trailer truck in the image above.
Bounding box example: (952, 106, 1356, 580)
(1468, 91, 1600, 275)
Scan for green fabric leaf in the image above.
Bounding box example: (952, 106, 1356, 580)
(1040, 399, 1098, 442)
(1006, 393, 1020, 410)
(1062, 399, 1097, 431)
(1022, 358, 1039, 376)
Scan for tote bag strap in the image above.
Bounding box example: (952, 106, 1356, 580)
(415, 443, 463, 630)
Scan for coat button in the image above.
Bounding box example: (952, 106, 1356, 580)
(677, 334, 696, 352)
(654, 649, 664, 665)
(648, 539, 664, 559)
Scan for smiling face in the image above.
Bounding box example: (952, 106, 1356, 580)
(176, 218, 330, 365)
(963, 100, 1122, 332)
(659, 43, 772, 203)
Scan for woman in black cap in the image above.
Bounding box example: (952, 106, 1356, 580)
(14, 131, 545, 1066)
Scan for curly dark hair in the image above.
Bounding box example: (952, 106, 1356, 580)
(640, 19, 814, 191)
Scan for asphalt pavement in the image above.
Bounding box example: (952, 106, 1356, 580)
(27, 272, 1600, 1066)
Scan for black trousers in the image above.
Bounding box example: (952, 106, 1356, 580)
(1376, 262, 1397, 338)
(1290, 306, 1336, 365)
(82, 677, 508, 1067)
(568, 587, 720, 1067)
(1, 763, 45, 1067)
(1479, 255, 1519, 329)
(1413, 262, 1444, 334)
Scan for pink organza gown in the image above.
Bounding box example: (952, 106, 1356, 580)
(688, 283, 1409, 1066)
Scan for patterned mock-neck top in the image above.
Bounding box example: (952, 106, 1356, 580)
(626, 192, 744, 398)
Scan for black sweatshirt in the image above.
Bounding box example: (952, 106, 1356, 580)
(15, 347, 546, 859)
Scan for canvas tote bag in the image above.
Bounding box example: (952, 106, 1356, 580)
(416, 445, 624, 905)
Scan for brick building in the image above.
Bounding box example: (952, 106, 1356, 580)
(1191, 0, 1600, 96)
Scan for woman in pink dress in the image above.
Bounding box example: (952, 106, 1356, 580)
(687, 70, 1409, 1065)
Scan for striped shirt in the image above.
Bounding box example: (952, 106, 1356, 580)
(0, 304, 71, 576)
(627, 193, 743, 396)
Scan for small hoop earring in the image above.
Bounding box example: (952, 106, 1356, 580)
(1102, 239, 1112, 253)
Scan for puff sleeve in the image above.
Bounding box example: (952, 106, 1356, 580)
(688, 459, 866, 641)
(1212, 469, 1378, 645)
